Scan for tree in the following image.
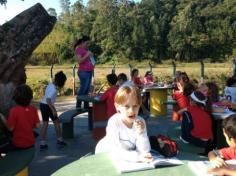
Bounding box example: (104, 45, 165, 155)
(47, 8, 57, 17)
(0, 3, 56, 115)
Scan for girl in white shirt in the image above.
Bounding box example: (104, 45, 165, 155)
(95, 86, 152, 163)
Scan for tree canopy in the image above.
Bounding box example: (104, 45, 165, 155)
(3, 0, 236, 64)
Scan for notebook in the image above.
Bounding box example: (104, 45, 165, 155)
(110, 154, 183, 173)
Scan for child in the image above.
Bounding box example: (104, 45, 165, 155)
(208, 115, 236, 175)
(39, 71, 67, 150)
(131, 68, 143, 88)
(95, 86, 153, 163)
(99, 73, 119, 118)
(172, 71, 190, 121)
(180, 91, 213, 149)
(117, 73, 133, 87)
(0, 84, 40, 153)
(143, 71, 154, 86)
(224, 77, 236, 103)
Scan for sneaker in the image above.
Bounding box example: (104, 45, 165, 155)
(57, 140, 67, 148)
(179, 136, 189, 144)
(40, 144, 48, 151)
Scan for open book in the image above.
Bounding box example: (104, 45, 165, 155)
(111, 154, 183, 173)
(188, 160, 236, 176)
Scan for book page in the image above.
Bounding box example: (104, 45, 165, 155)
(110, 154, 183, 173)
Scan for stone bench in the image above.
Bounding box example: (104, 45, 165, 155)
(0, 147, 35, 176)
(59, 109, 89, 139)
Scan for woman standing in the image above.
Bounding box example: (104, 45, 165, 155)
(74, 36, 95, 109)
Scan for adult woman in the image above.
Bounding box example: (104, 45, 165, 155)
(74, 36, 95, 108)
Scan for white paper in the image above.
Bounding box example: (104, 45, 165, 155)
(90, 56, 96, 66)
(188, 160, 236, 176)
(111, 154, 183, 173)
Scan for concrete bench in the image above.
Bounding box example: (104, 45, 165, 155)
(59, 109, 88, 139)
(0, 147, 35, 176)
(167, 124, 205, 154)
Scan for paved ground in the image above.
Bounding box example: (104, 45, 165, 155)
(29, 99, 177, 176)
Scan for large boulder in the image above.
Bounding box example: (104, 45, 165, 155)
(0, 3, 56, 115)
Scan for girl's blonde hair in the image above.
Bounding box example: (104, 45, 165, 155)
(114, 86, 142, 106)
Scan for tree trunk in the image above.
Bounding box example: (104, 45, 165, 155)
(0, 3, 56, 115)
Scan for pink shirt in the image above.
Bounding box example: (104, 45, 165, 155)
(75, 47, 94, 71)
(143, 75, 154, 85)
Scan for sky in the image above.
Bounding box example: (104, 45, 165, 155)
(0, 0, 141, 25)
(0, 0, 82, 25)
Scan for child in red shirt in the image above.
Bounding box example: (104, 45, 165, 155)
(143, 71, 154, 86)
(131, 68, 143, 88)
(100, 73, 119, 118)
(172, 71, 190, 121)
(208, 115, 236, 175)
(181, 91, 213, 149)
(0, 84, 40, 153)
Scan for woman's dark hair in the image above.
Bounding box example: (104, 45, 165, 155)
(190, 91, 207, 107)
(74, 35, 90, 49)
(54, 71, 67, 88)
(13, 84, 33, 106)
(107, 73, 118, 86)
(222, 115, 236, 139)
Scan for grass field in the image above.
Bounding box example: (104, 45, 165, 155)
(26, 62, 235, 100)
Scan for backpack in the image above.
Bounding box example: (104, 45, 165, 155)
(149, 135, 178, 158)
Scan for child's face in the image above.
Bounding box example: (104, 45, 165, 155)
(223, 129, 236, 147)
(115, 94, 140, 124)
(199, 86, 209, 97)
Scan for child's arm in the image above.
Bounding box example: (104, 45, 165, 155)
(0, 113, 13, 131)
(46, 98, 57, 117)
(208, 166, 236, 176)
(208, 150, 227, 167)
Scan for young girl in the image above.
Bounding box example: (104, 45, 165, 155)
(131, 68, 143, 88)
(0, 84, 40, 153)
(180, 91, 213, 148)
(95, 86, 152, 163)
(208, 115, 236, 176)
(39, 71, 67, 150)
(172, 71, 190, 121)
(143, 71, 154, 86)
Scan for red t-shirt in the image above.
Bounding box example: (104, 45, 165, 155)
(100, 86, 119, 118)
(220, 147, 236, 160)
(7, 105, 40, 148)
(172, 91, 189, 109)
(133, 77, 143, 87)
(188, 106, 213, 139)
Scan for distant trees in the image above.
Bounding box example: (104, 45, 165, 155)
(25, 0, 236, 64)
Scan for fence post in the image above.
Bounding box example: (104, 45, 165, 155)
(128, 64, 133, 77)
(50, 64, 53, 83)
(148, 62, 153, 72)
(233, 59, 236, 77)
(200, 61, 204, 83)
(72, 64, 76, 96)
(112, 64, 116, 74)
(172, 61, 176, 78)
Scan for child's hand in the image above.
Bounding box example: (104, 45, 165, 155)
(207, 166, 228, 176)
(139, 152, 153, 163)
(134, 119, 145, 135)
(210, 157, 228, 168)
